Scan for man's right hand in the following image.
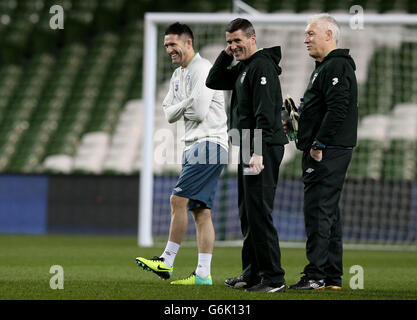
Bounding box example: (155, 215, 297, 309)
(225, 45, 233, 56)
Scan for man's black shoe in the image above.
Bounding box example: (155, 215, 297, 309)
(246, 283, 286, 293)
(225, 275, 252, 289)
(324, 281, 342, 290)
(288, 276, 325, 290)
(324, 278, 342, 290)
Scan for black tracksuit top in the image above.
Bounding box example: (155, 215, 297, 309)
(297, 48, 358, 151)
(206, 47, 288, 155)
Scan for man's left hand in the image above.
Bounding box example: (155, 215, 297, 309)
(249, 153, 264, 174)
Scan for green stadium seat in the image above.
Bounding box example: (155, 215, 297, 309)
(17, 0, 45, 12)
(323, 0, 347, 12)
(121, 0, 148, 20)
(395, 42, 417, 105)
(4, 43, 84, 172)
(265, 0, 297, 12)
(64, 11, 94, 43)
(348, 139, 385, 179)
(382, 139, 416, 180)
(94, 0, 125, 30)
(0, 0, 18, 14)
(362, 47, 399, 117)
(379, 0, 408, 13)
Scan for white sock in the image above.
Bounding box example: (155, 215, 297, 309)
(195, 253, 212, 278)
(160, 241, 180, 268)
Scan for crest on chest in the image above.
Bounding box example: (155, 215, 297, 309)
(240, 72, 247, 84)
(311, 72, 318, 84)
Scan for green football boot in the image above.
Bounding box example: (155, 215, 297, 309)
(170, 272, 212, 285)
(135, 256, 173, 280)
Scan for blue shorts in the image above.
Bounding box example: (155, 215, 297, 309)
(172, 141, 227, 211)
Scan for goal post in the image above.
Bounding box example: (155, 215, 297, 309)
(138, 11, 417, 247)
(138, 15, 158, 247)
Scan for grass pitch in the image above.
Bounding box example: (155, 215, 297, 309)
(0, 235, 416, 300)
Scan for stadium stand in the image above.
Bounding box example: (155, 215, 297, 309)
(0, 0, 416, 181)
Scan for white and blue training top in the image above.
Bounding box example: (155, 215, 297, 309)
(162, 53, 229, 152)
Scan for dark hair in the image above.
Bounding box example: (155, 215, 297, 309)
(165, 22, 194, 41)
(226, 18, 255, 37)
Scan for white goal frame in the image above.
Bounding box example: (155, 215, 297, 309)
(138, 11, 417, 247)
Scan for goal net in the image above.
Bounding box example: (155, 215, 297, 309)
(138, 12, 417, 248)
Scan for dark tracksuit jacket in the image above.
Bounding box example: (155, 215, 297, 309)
(206, 48, 288, 154)
(297, 48, 358, 150)
(206, 47, 287, 286)
(298, 49, 358, 283)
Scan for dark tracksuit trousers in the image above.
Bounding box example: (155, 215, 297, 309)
(301, 148, 352, 285)
(238, 144, 285, 287)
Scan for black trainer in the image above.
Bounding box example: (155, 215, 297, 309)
(225, 275, 252, 289)
(246, 283, 286, 293)
(288, 275, 325, 290)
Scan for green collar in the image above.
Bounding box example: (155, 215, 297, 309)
(183, 52, 198, 68)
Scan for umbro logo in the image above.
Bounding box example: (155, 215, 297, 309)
(306, 168, 314, 174)
(173, 187, 182, 192)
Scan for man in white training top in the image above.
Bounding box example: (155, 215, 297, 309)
(136, 22, 228, 285)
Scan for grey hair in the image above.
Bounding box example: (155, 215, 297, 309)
(307, 13, 340, 44)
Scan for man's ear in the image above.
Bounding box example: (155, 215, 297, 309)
(186, 37, 193, 48)
(325, 29, 333, 42)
